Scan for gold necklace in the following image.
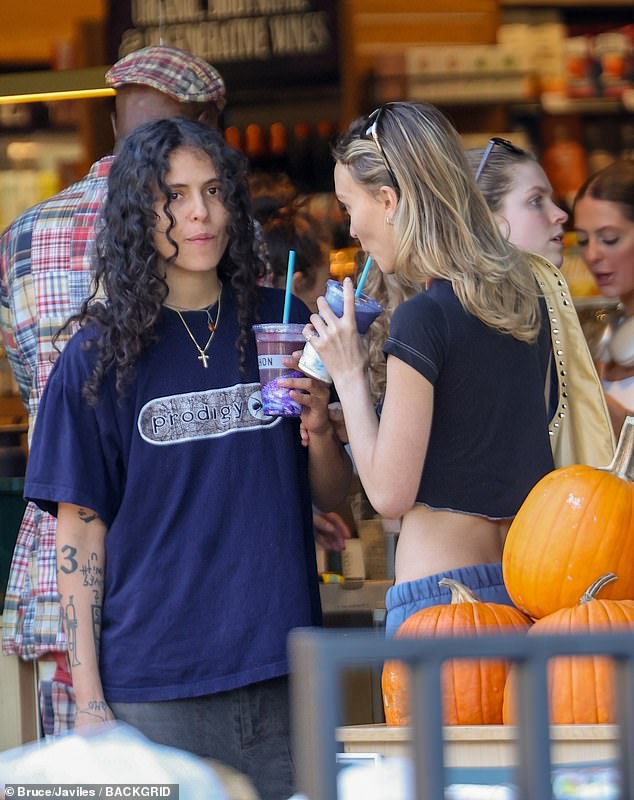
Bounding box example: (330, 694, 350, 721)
(166, 284, 222, 368)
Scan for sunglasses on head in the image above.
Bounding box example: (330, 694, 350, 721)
(474, 137, 525, 182)
(361, 105, 400, 194)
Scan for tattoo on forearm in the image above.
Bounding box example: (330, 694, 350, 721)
(81, 552, 104, 589)
(77, 699, 109, 722)
(65, 595, 80, 667)
(60, 548, 105, 672)
(78, 507, 99, 524)
(59, 544, 78, 574)
(92, 604, 102, 661)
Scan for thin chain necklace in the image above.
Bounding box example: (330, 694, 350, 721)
(165, 284, 223, 368)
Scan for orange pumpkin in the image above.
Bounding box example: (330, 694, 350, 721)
(503, 573, 634, 725)
(502, 417, 634, 620)
(382, 578, 532, 726)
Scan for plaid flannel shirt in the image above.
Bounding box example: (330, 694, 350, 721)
(0, 155, 114, 660)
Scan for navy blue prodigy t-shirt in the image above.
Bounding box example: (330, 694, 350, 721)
(25, 286, 321, 702)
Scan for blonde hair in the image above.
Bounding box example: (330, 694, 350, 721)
(333, 102, 541, 342)
(359, 264, 417, 406)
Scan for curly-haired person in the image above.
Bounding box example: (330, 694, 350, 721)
(23, 118, 351, 800)
(0, 44, 229, 736)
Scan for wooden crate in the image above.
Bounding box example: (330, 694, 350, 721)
(337, 722, 619, 767)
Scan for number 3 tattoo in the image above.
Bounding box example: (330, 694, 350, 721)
(60, 544, 78, 574)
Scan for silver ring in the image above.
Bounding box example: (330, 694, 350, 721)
(305, 332, 313, 343)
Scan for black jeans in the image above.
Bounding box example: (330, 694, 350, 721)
(111, 675, 294, 800)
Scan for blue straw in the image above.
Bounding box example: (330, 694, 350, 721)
(282, 250, 296, 323)
(355, 256, 373, 298)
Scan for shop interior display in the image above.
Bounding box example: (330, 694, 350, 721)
(0, 0, 633, 748)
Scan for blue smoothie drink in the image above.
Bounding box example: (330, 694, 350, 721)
(298, 280, 383, 383)
(253, 323, 306, 416)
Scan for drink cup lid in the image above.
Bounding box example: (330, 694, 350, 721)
(252, 322, 306, 336)
(325, 279, 383, 313)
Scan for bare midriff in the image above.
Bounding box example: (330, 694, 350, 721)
(394, 504, 512, 585)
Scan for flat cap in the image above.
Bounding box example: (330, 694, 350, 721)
(106, 45, 226, 111)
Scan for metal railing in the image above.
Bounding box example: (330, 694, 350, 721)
(289, 627, 634, 800)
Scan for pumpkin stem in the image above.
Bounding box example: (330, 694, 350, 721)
(605, 416, 634, 481)
(580, 573, 618, 604)
(438, 577, 481, 604)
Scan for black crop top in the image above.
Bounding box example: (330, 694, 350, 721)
(384, 279, 554, 519)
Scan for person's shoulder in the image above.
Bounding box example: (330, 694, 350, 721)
(426, 278, 459, 300)
(38, 325, 97, 395)
(54, 324, 101, 369)
(524, 252, 563, 290)
(44, 157, 111, 208)
(391, 283, 451, 332)
(393, 284, 443, 315)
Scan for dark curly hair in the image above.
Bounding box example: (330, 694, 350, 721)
(60, 117, 263, 404)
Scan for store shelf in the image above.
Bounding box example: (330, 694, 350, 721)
(501, 0, 633, 6)
(540, 94, 627, 115)
(372, 81, 632, 116)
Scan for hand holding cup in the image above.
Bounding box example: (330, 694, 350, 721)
(299, 278, 383, 383)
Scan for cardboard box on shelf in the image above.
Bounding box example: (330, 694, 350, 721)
(357, 519, 385, 581)
(404, 44, 535, 104)
(497, 22, 567, 95)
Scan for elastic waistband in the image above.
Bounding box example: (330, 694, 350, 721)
(385, 562, 504, 611)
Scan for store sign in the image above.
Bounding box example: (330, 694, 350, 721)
(107, 0, 339, 92)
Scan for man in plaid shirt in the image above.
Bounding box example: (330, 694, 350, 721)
(0, 45, 229, 734)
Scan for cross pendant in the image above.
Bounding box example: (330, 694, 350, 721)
(198, 352, 209, 368)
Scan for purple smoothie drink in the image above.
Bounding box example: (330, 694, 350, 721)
(252, 323, 306, 417)
(298, 280, 383, 383)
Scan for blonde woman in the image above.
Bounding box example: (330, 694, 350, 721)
(306, 102, 556, 636)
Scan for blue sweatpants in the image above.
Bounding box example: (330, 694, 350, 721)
(385, 562, 513, 638)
